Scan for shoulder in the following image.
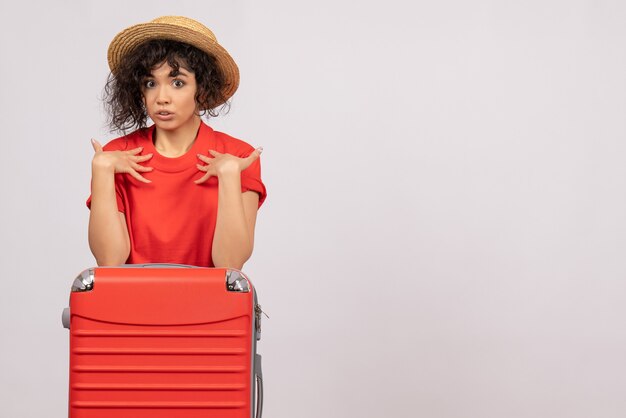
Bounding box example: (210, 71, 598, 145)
(102, 127, 152, 152)
(212, 129, 256, 157)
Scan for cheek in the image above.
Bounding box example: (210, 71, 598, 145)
(186, 94, 198, 109)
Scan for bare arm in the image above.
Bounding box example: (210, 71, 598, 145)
(87, 139, 153, 266)
(196, 147, 263, 269)
(88, 160, 130, 266)
(211, 169, 260, 269)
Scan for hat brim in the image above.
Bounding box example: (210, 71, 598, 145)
(107, 22, 239, 108)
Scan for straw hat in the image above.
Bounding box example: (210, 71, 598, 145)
(107, 16, 239, 106)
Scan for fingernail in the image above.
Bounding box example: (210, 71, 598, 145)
(258, 146, 263, 154)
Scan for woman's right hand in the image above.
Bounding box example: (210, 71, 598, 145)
(91, 138, 154, 183)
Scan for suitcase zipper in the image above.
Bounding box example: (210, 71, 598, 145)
(254, 304, 269, 338)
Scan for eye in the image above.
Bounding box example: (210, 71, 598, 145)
(173, 79, 185, 88)
(144, 79, 156, 89)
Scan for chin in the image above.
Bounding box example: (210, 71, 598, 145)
(151, 115, 199, 131)
(154, 122, 177, 130)
(149, 118, 176, 130)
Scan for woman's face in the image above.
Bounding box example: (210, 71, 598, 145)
(141, 61, 199, 132)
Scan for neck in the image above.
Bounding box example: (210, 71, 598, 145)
(153, 117, 202, 157)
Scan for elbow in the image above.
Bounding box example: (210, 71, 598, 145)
(95, 255, 128, 266)
(92, 246, 130, 267)
(212, 258, 246, 271)
(212, 261, 242, 269)
(212, 250, 252, 271)
(212, 242, 254, 271)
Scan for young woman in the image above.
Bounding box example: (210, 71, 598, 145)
(87, 16, 267, 269)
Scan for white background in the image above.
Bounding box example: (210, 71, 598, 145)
(1, 1, 625, 417)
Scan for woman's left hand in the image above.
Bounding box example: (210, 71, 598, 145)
(194, 147, 263, 184)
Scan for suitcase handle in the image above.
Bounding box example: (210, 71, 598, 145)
(255, 354, 263, 418)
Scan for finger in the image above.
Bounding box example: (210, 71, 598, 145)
(194, 172, 212, 184)
(132, 162, 154, 173)
(128, 169, 151, 184)
(197, 154, 213, 163)
(246, 147, 263, 162)
(91, 138, 103, 153)
(127, 146, 144, 155)
(208, 150, 222, 156)
(196, 163, 209, 172)
(132, 153, 153, 163)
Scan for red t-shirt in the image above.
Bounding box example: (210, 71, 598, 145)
(86, 122, 267, 267)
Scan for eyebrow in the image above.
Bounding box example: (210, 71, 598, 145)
(169, 69, 191, 77)
(144, 68, 192, 79)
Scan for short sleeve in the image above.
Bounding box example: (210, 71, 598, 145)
(240, 150, 267, 209)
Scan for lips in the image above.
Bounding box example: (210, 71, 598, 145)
(154, 110, 174, 121)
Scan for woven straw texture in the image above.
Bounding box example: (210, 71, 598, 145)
(107, 16, 239, 107)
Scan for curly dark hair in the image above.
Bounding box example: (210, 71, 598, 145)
(103, 39, 229, 133)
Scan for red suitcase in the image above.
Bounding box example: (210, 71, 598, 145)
(62, 265, 264, 418)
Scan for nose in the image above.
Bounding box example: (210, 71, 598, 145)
(156, 85, 171, 105)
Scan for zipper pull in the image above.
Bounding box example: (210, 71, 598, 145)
(255, 304, 269, 319)
(258, 304, 269, 319)
(254, 304, 268, 341)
